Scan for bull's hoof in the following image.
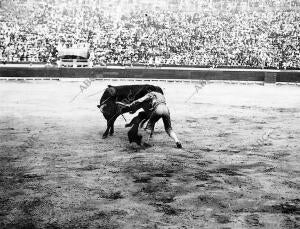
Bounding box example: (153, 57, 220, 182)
(176, 142, 182, 148)
(109, 132, 114, 136)
(102, 134, 108, 139)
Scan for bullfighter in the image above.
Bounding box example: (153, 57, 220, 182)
(117, 91, 182, 148)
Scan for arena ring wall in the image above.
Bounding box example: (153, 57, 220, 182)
(0, 65, 299, 83)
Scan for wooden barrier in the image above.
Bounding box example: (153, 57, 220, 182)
(0, 65, 299, 83)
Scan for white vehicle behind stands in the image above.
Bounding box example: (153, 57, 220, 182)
(57, 45, 93, 68)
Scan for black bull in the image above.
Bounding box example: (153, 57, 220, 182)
(97, 84, 164, 139)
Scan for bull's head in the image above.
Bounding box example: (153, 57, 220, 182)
(107, 86, 116, 96)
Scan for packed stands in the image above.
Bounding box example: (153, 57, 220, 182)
(0, 0, 299, 69)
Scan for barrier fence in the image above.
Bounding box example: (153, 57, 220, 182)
(0, 66, 299, 83)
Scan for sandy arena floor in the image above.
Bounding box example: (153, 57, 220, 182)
(0, 79, 299, 229)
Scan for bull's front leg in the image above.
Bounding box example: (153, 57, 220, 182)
(109, 116, 117, 136)
(102, 115, 118, 138)
(102, 121, 110, 139)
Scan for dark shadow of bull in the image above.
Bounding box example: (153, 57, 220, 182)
(97, 84, 164, 139)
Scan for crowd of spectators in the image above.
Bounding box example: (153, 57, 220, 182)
(0, 0, 299, 69)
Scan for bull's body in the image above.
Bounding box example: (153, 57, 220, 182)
(98, 84, 163, 138)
